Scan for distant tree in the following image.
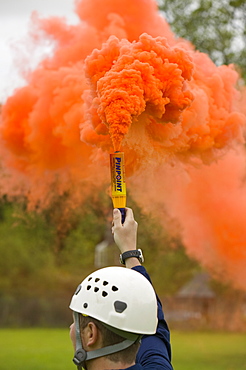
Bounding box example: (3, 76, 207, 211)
(158, 0, 246, 79)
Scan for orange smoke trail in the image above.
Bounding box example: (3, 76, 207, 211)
(83, 41, 245, 158)
(0, 0, 246, 290)
(129, 147, 246, 291)
(83, 33, 194, 150)
(174, 150, 246, 292)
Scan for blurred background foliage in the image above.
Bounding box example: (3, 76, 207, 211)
(0, 190, 243, 328)
(0, 191, 203, 326)
(158, 0, 246, 80)
(0, 0, 246, 328)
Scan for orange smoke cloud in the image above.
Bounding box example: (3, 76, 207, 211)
(174, 149, 246, 292)
(0, 0, 246, 290)
(129, 147, 246, 291)
(83, 33, 194, 150)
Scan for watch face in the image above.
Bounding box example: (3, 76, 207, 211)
(138, 249, 144, 263)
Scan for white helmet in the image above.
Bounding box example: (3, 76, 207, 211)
(70, 266, 158, 335)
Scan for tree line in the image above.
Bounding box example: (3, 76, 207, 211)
(158, 0, 246, 80)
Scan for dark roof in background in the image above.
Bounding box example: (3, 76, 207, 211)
(176, 272, 216, 299)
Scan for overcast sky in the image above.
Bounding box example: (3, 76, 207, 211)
(0, 0, 78, 103)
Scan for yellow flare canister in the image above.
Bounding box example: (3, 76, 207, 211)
(110, 151, 126, 223)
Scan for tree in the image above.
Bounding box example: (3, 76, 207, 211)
(158, 0, 246, 79)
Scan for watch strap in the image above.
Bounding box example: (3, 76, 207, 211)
(120, 249, 144, 265)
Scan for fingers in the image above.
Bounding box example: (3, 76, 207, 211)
(112, 207, 136, 231)
(125, 207, 133, 219)
(112, 207, 138, 252)
(113, 208, 121, 225)
(112, 208, 121, 234)
(125, 208, 138, 231)
(113, 207, 134, 223)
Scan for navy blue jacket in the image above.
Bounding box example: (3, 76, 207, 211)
(124, 266, 173, 370)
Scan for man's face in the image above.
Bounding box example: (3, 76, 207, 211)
(70, 321, 76, 350)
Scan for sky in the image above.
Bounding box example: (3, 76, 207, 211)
(0, 0, 78, 103)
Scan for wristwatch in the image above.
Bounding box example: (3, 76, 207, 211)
(120, 249, 144, 265)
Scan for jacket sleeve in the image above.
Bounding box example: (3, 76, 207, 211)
(132, 266, 173, 370)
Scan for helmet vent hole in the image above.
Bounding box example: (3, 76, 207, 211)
(75, 285, 81, 295)
(87, 285, 91, 290)
(95, 278, 100, 282)
(83, 303, 88, 309)
(112, 286, 118, 292)
(114, 301, 127, 313)
(94, 287, 99, 293)
(102, 291, 108, 297)
(103, 281, 109, 286)
(88, 277, 92, 281)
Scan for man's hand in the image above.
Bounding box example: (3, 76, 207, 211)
(112, 208, 141, 268)
(112, 207, 138, 253)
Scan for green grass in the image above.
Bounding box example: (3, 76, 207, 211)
(0, 328, 73, 370)
(0, 329, 245, 369)
(172, 331, 246, 370)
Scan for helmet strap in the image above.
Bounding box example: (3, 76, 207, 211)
(72, 312, 141, 369)
(86, 337, 138, 361)
(73, 311, 87, 370)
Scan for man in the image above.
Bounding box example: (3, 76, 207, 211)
(69, 207, 173, 370)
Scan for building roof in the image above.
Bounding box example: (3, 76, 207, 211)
(176, 272, 216, 299)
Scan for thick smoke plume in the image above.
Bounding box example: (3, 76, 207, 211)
(0, 0, 246, 290)
(83, 33, 194, 150)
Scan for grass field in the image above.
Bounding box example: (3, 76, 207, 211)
(0, 328, 245, 369)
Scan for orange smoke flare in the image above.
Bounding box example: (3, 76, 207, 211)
(0, 0, 246, 290)
(84, 33, 194, 150)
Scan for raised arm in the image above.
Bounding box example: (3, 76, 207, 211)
(112, 207, 173, 370)
(112, 207, 141, 268)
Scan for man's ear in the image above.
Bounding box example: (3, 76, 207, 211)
(86, 322, 99, 347)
